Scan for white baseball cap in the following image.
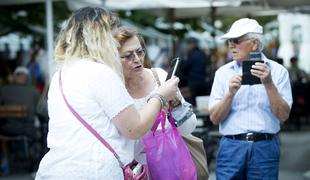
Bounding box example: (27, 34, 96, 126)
(221, 18, 263, 39)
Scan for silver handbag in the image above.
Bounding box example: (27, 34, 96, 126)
(171, 101, 194, 126)
(150, 68, 194, 127)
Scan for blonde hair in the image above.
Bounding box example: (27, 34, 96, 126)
(54, 7, 123, 79)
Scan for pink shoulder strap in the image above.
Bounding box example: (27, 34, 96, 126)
(58, 70, 124, 168)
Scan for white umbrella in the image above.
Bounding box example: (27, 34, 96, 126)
(104, 0, 241, 55)
(104, 0, 241, 18)
(106, 0, 237, 10)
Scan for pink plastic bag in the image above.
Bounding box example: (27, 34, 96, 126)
(143, 111, 197, 180)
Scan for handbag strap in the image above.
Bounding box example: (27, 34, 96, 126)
(151, 68, 161, 86)
(58, 70, 124, 168)
(168, 108, 177, 130)
(150, 68, 166, 133)
(151, 111, 166, 133)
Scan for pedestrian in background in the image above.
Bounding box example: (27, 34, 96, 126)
(179, 37, 209, 106)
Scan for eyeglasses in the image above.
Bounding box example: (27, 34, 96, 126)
(120, 48, 146, 61)
(227, 37, 251, 45)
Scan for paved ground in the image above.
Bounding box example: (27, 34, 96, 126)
(1, 129, 310, 180)
(208, 129, 310, 180)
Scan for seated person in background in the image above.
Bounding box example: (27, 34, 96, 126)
(0, 66, 41, 175)
(0, 66, 40, 137)
(114, 26, 197, 164)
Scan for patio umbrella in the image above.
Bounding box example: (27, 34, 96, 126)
(104, 0, 240, 17)
(104, 0, 241, 56)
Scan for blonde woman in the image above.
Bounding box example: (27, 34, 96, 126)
(35, 7, 179, 180)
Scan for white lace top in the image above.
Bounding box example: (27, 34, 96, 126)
(36, 60, 134, 180)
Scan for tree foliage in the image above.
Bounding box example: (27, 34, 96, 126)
(0, 1, 71, 37)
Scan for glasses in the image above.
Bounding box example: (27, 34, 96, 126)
(227, 37, 251, 45)
(120, 48, 146, 61)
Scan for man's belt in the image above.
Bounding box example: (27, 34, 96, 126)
(224, 133, 275, 142)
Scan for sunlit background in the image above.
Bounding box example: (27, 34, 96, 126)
(0, 0, 309, 179)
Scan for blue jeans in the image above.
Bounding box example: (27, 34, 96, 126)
(216, 136, 280, 180)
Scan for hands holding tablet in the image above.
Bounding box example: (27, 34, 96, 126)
(241, 52, 271, 86)
(250, 62, 272, 85)
(228, 75, 242, 97)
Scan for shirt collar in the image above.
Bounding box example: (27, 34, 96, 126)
(229, 53, 271, 71)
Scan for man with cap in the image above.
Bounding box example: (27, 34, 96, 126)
(208, 18, 292, 179)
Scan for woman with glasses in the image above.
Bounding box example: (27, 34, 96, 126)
(35, 7, 179, 180)
(114, 26, 197, 166)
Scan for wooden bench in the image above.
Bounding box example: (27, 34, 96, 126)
(0, 105, 31, 169)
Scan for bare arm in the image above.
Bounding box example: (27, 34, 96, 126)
(209, 75, 242, 125)
(264, 82, 290, 123)
(251, 62, 290, 123)
(209, 93, 234, 125)
(112, 98, 162, 139)
(113, 77, 179, 139)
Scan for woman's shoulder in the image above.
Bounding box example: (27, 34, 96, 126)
(73, 60, 120, 80)
(79, 60, 114, 72)
(60, 59, 122, 86)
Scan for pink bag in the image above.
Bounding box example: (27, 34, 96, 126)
(143, 111, 197, 180)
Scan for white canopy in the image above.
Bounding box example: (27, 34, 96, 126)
(106, 0, 240, 19)
(2, 0, 310, 74)
(105, 0, 239, 10)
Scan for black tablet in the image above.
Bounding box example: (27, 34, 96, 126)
(242, 60, 263, 85)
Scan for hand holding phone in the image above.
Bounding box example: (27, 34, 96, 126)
(166, 57, 180, 81)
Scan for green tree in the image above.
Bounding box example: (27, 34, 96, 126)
(0, 2, 71, 36)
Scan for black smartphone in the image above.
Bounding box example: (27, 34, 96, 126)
(241, 52, 263, 85)
(166, 57, 180, 81)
